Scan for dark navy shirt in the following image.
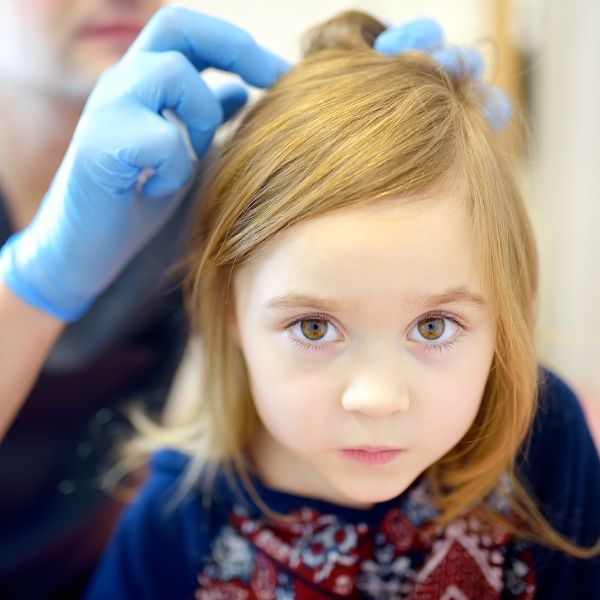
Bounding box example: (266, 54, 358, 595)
(0, 189, 193, 595)
(85, 367, 600, 599)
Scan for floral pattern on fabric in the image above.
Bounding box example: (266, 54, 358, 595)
(195, 476, 536, 599)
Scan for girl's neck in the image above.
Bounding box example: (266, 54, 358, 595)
(0, 83, 85, 231)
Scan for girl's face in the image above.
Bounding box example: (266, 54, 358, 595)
(231, 193, 497, 508)
(0, 0, 162, 96)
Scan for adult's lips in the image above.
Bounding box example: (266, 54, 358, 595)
(77, 21, 144, 43)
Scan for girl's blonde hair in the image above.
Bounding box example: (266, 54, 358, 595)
(131, 11, 598, 558)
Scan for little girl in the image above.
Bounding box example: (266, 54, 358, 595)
(86, 11, 600, 599)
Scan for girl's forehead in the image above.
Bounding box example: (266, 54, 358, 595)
(288, 197, 460, 248)
(267, 196, 471, 266)
(235, 195, 487, 309)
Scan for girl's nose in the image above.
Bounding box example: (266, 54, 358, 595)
(341, 373, 410, 418)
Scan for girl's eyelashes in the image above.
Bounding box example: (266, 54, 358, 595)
(285, 311, 468, 354)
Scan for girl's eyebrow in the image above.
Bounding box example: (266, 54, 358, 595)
(263, 286, 487, 313)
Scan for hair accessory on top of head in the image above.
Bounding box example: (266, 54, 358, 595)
(373, 17, 512, 131)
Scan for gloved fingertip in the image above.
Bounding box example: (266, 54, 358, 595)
(430, 45, 485, 81)
(481, 86, 512, 131)
(143, 169, 193, 199)
(374, 17, 444, 55)
(212, 82, 249, 122)
(430, 47, 461, 79)
(260, 48, 292, 87)
(461, 46, 485, 80)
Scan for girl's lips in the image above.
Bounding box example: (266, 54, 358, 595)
(341, 447, 405, 466)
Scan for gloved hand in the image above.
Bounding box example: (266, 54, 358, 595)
(0, 7, 289, 322)
(373, 17, 511, 131)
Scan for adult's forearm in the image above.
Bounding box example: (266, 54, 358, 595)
(0, 281, 64, 440)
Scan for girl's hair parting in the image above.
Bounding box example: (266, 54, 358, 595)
(125, 11, 599, 558)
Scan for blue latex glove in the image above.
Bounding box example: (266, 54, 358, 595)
(0, 7, 289, 322)
(374, 17, 511, 131)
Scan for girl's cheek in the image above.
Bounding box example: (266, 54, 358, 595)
(261, 378, 332, 423)
(428, 392, 482, 447)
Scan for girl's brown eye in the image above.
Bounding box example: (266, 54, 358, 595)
(417, 318, 445, 340)
(300, 319, 328, 341)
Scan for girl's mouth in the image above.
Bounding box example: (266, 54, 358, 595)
(340, 447, 405, 466)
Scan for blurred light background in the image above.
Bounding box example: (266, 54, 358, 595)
(167, 0, 600, 444)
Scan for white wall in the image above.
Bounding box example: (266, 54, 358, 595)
(528, 0, 600, 398)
